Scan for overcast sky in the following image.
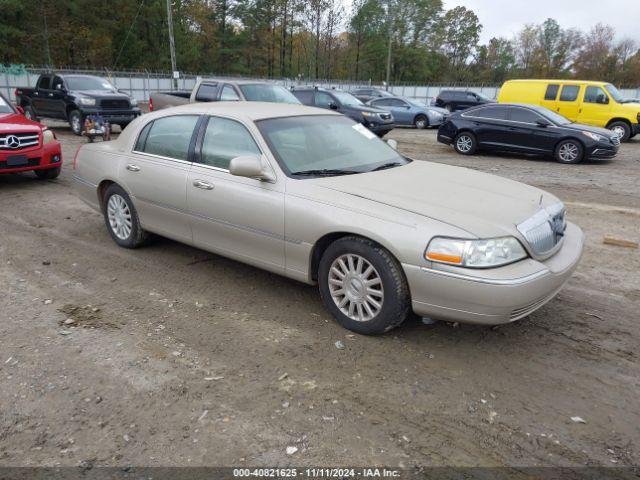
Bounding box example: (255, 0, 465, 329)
(441, 0, 640, 43)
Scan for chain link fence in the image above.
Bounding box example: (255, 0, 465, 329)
(2, 65, 639, 104)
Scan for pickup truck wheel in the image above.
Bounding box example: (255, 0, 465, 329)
(103, 184, 148, 248)
(607, 121, 631, 142)
(318, 236, 411, 335)
(34, 167, 61, 180)
(68, 110, 83, 136)
(23, 105, 38, 121)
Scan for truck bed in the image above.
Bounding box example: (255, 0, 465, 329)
(150, 91, 192, 111)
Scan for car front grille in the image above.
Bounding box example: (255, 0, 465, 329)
(0, 157, 40, 169)
(379, 113, 392, 121)
(611, 135, 621, 146)
(100, 99, 131, 110)
(516, 203, 567, 258)
(0, 132, 40, 150)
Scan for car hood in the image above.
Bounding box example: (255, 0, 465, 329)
(74, 90, 131, 99)
(310, 161, 560, 238)
(0, 113, 43, 132)
(355, 105, 390, 114)
(563, 122, 615, 137)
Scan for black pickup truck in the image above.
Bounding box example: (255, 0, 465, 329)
(15, 74, 141, 135)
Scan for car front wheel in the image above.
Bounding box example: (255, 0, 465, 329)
(318, 236, 411, 335)
(555, 139, 584, 164)
(103, 184, 148, 248)
(414, 115, 428, 129)
(68, 110, 83, 136)
(453, 132, 477, 155)
(607, 121, 631, 142)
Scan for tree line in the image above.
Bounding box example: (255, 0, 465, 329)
(1, 0, 639, 86)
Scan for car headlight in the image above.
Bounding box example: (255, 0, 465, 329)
(425, 236, 527, 268)
(42, 129, 56, 144)
(582, 131, 603, 142)
(78, 97, 96, 106)
(362, 111, 375, 118)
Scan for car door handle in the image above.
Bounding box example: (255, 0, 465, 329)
(48, 93, 54, 97)
(126, 164, 141, 172)
(193, 180, 214, 190)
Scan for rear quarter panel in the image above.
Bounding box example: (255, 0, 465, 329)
(73, 143, 124, 211)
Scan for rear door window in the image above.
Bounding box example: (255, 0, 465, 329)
(138, 115, 200, 161)
(559, 85, 580, 102)
(545, 84, 559, 101)
(195, 83, 219, 102)
(467, 106, 508, 120)
(220, 84, 240, 101)
(51, 76, 64, 90)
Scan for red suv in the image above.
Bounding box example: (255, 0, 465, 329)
(1, 92, 62, 179)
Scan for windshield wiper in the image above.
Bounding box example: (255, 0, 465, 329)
(291, 169, 360, 177)
(370, 162, 403, 172)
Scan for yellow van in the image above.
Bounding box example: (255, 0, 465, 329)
(498, 79, 640, 142)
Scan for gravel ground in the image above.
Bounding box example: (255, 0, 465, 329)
(0, 121, 639, 471)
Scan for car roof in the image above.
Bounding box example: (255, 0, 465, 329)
(504, 79, 608, 87)
(199, 79, 279, 86)
(150, 101, 341, 121)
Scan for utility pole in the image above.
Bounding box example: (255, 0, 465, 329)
(42, 1, 52, 68)
(166, 0, 178, 89)
(384, 0, 393, 91)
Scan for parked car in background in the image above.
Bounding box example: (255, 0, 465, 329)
(149, 79, 300, 111)
(621, 97, 640, 104)
(498, 79, 640, 142)
(435, 90, 493, 112)
(351, 88, 395, 103)
(0, 92, 62, 179)
(291, 87, 394, 136)
(15, 74, 141, 135)
(438, 103, 620, 164)
(367, 96, 449, 129)
(73, 102, 584, 335)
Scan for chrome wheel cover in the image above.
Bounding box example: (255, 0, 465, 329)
(107, 194, 133, 240)
(71, 114, 81, 133)
(328, 254, 384, 322)
(611, 125, 626, 139)
(415, 118, 427, 129)
(456, 135, 473, 153)
(558, 142, 579, 162)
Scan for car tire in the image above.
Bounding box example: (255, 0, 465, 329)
(68, 109, 83, 136)
(554, 139, 584, 164)
(34, 167, 61, 180)
(453, 132, 477, 155)
(607, 121, 631, 142)
(23, 105, 38, 121)
(414, 115, 429, 129)
(318, 236, 411, 335)
(103, 184, 148, 248)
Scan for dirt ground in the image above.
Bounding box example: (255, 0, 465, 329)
(1, 120, 639, 472)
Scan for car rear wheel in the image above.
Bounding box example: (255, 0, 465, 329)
(34, 167, 61, 180)
(318, 236, 411, 335)
(414, 115, 428, 129)
(607, 121, 631, 142)
(555, 139, 584, 164)
(453, 132, 477, 155)
(68, 110, 83, 136)
(103, 184, 148, 248)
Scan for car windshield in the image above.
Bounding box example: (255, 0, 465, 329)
(66, 76, 116, 91)
(475, 92, 492, 101)
(257, 115, 408, 177)
(378, 90, 394, 97)
(332, 91, 364, 107)
(538, 107, 572, 125)
(604, 84, 625, 103)
(0, 95, 15, 114)
(406, 98, 427, 107)
(239, 84, 300, 104)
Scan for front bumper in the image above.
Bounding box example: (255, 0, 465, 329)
(0, 141, 62, 174)
(588, 144, 619, 159)
(79, 107, 141, 124)
(365, 121, 395, 134)
(404, 222, 585, 325)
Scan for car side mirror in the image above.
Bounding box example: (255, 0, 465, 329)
(16, 106, 25, 115)
(386, 139, 398, 150)
(329, 102, 338, 110)
(229, 155, 275, 182)
(536, 119, 551, 128)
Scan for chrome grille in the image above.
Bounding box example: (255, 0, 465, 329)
(517, 203, 566, 258)
(611, 136, 621, 146)
(0, 132, 40, 150)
